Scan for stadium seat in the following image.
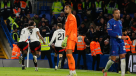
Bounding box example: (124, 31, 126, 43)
(40, 6, 50, 14)
(53, 14, 60, 19)
(29, 14, 35, 18)
(129, 14, 134, 18)
(39, 14, 51, 24)
(41, 6, 50, 10)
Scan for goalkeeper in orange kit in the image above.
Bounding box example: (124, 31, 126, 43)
(62, 5, 77, 76)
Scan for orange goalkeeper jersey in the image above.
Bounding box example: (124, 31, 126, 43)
(65, 14, 77, 42)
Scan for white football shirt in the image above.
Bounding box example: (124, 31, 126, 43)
(49, 29, 65, 47)
(29, 28, 40, 42)
(19, 27, 29, 43)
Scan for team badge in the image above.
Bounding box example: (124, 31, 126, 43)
(107, 23, 110, 28)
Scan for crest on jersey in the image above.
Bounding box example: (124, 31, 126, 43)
(107, 23, 110, 28)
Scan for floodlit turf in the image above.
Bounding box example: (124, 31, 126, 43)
(0, 67, 135, 76)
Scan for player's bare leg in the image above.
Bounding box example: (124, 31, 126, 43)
(54, 53, 58, 70)
(66, 49, 77, 76)
(20, 50, 28, 70)
(119, 54, 126, 76)
(19, 50, 23, 64)
(58, 54, 63, 69)
(102, 56, 116, 76)
(32, 51, 40, 71)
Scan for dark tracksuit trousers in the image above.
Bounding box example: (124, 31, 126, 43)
(92, 54, 100, 71)
(76, 50, 87, 69)
(41, 50, 53, 68)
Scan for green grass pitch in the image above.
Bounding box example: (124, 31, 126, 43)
(0, 67, 135, 76)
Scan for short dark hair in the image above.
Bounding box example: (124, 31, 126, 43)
(57, 23, 62, 28)
(113, 8, 119, 14)
(42, 14, 46, 18)
(29, 21, 34, 26)
(24, 23, 29, 27)
(65, 4, 72, 10)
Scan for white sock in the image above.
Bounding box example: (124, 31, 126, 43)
(33, 56, 37, 58)
(70, 70, 76, 74)
(121, 58, 126, 76)
(72, 70, 76, 74)
(70, 70, 72, 74)
(35, 67, 38, 69)
(22, 65, 25, 67)
(33, 56, 37, 62)
(104, 60, 114, 72)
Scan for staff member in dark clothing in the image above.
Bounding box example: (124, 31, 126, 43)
(0, 0, 13, 20)
(40, 25, 53, 68)
(39, 21, 50, 33)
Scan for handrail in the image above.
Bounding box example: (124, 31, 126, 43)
(0, 16, 14, 48)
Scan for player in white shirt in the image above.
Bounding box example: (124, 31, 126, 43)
(28, 21, 45, 71)
(17, 23, 29, 70)
(49, 23, 65, 70)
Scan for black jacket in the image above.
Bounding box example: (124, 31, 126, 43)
(39, 26, 51, 38)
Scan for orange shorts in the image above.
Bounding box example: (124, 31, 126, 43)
(65, 40, 76, 52)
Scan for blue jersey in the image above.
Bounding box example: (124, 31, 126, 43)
(107, 18, 124, 44)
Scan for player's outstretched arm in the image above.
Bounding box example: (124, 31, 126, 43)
(116, 35, 128, 40)
(48, 31, 57, 46)
(36, 31, 45, 45)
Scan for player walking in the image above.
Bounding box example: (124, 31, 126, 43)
(28, 21, 45, 71)
(102, 9, 128, 76)
(49, 23, 65, 70)
(62, 5, 77, 76)
(18, 23, 29, 70)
